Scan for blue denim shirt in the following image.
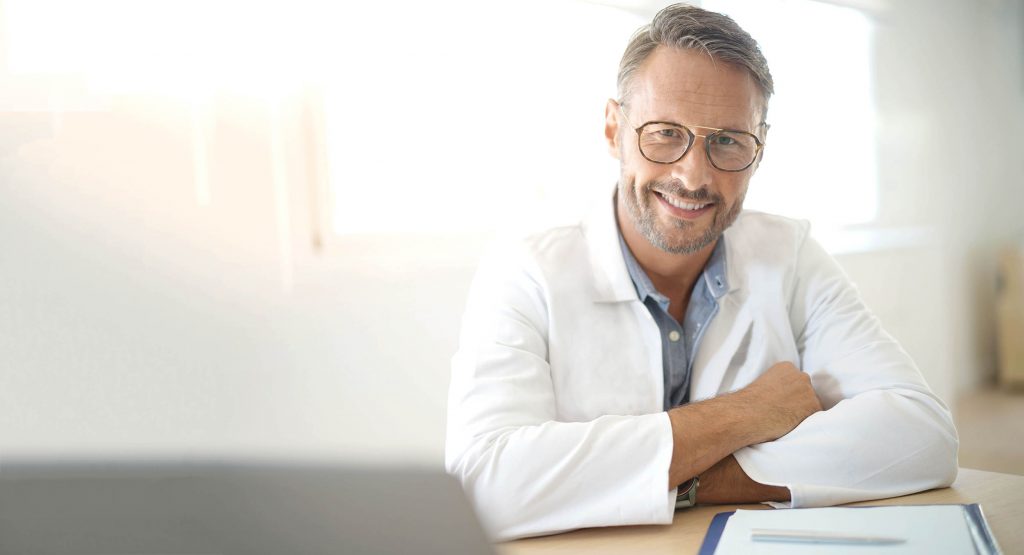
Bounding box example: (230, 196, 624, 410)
(617, 232, 729, 410)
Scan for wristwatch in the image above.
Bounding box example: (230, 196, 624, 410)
(675, 476, 699, 510)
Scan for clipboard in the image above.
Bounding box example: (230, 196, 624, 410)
(698, 509, 736, 555)
(698, 504, 1002, 554)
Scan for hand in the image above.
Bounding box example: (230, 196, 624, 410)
(739, 361, 822, 444)
(665, 361, 821, 488)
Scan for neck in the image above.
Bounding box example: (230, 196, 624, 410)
(616, 195, 716, 304)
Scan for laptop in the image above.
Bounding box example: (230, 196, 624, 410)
(0, 461, 494, 554)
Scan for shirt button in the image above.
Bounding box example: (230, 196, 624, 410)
(669, 330, 680, 342)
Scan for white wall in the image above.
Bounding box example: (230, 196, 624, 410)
(1, 1, 1021, 466)
(867, 0, 1024, 392)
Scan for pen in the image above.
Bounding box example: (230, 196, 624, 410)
(750, 528, 907, 545)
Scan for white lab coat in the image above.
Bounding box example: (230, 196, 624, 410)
(445, 194, 958, 541)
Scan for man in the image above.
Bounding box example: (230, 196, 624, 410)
(445, 3, 958, 541)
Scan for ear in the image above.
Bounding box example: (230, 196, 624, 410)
(604, 99, 621, 160)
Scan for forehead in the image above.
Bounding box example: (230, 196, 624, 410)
(628, 46, 763, 131)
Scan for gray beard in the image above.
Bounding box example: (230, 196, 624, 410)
(618, 177, 745, 255)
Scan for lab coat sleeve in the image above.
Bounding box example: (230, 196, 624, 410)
(445, 239, 676, 541)
(733, 229, 959, 508)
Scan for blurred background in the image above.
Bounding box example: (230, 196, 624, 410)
(1, 0, 1022, 473)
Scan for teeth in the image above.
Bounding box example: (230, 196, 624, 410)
(660, 192, 708, 211)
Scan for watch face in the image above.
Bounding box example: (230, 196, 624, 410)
(675, 477, 698, 509)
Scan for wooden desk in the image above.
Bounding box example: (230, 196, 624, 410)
(501, 468, 1022, 554)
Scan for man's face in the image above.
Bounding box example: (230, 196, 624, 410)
(606, 46, 765, 255)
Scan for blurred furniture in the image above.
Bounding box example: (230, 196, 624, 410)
(500, 468, 1021, 555)
(998, 246, 1024, 388)
(0, 464, 494, 555)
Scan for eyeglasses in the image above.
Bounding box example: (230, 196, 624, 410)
(616, 101, 767, 172)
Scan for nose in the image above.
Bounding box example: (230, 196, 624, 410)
(670, 136, 714, 192)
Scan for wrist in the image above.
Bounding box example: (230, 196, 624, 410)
(698, 455, 791, 504)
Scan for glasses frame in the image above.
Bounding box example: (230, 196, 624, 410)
(615, 101, 767, 172)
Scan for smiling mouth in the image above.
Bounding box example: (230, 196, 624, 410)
(655, 191, 715, 211)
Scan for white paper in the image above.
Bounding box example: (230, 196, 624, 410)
(714, 505, 976, 554)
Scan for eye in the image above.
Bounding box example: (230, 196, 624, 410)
(710, 134, 738, 146)
(642, 125, 687, 142)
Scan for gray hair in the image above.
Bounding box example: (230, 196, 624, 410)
(617, 3, 774, 119)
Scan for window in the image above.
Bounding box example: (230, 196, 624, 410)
(325, 0, 878, 238)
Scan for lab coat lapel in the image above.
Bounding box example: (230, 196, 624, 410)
(691, 228, 750, 401)
(582, 191, 640, 304)
(690, 293, 755, 401)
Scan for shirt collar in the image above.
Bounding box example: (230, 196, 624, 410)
(617, 229, 730, 303)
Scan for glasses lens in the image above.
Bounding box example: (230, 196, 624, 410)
(708, 131, 759, 171)
(638, 123, 691, 163)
